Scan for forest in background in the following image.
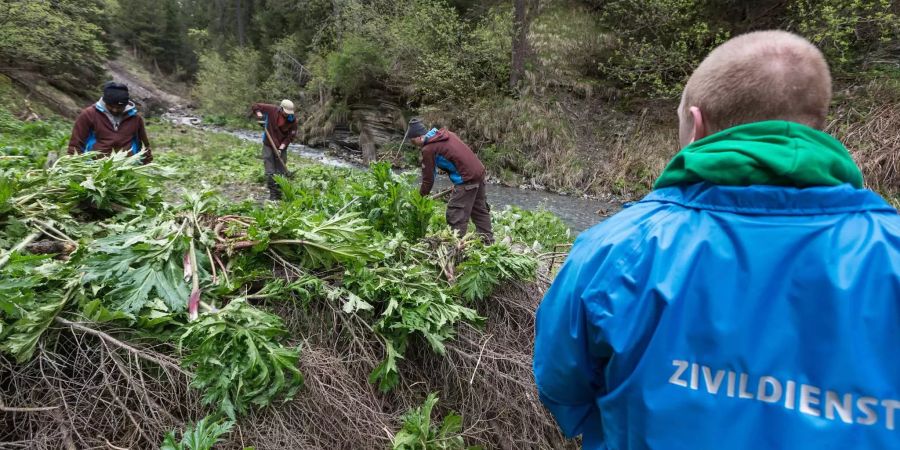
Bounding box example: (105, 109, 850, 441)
(1, 0, 898, 200)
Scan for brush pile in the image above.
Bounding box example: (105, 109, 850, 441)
(0, 151, 573, 449)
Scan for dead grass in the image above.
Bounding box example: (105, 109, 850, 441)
(577, 105, 676, 200)
(827, 79, 900, 201)
(239, 279, 571, 449)
(440, 78, 898, 204)
(0, 328, 200, 449)
(425, 95, 676, 201)
(425, 96, 585, 193)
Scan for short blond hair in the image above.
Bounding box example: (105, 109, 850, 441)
(682, 30, 832, 132)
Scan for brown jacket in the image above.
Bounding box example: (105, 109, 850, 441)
(251, 103, 299, 149)
(419, 129, 485, 196)
(67, 101, 152, 163)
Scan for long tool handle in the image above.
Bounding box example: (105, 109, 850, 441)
(261, 121, 292, 175)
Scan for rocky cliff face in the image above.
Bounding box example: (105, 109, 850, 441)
(303, 91, 407, 164)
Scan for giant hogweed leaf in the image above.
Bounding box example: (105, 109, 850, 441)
(392, 392, 473, 450)
(103, 259, 191, 313)
(369, 339, 404, 393)
(0, 290, 69, 362)
(178, 299, 303, 419)
(0, 254, 77, 362)
(248, 208, 379, 268)
(455, 243, 537, 302)
(81, 218, 194, 313)
(161, 415, 234, 450)
(343, 262, 481, 392)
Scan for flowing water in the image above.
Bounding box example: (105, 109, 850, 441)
(163, 112, 618, 232)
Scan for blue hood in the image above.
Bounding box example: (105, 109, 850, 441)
(95, 99, 138, 117)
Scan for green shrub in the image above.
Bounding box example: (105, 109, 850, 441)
(597, 0, 730, 98)
(0, 0, 110, 91)
(326, 35, 389, 99)
(596, 0, 899, 97)
(194, 48, 263, 116)
(463, 7, 513, 92)
(790, 0, 899, 70)
(531, 3, 610, 88)
(261, 34, 313, 101)
(307, 0, 511, 105)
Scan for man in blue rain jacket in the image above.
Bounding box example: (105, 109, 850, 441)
(533, 30, 900, 450)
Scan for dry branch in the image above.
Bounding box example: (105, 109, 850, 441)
(53, 317, 192, 378)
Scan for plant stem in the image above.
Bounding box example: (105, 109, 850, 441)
(31, 219, 76, 244)
(206, 246, 218, 285)
(188, 234, 201, 319)
(269, 239, 357, 258)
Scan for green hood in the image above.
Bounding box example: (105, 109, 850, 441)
(654, 120, 863, 189)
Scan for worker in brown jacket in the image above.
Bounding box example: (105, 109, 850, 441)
(67, 82, 152, 164)
(251, 100, 298, 200)
(409, 118, 494, 244)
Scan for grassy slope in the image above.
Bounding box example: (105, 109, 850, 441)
(0, 75, 60, 118)
(0, 77, 72, 170)
(109, 48, 192, 102)
(0, 88, 310, 207)
(148, 120, 268, 202)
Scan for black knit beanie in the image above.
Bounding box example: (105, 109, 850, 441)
(407, 118, 428, 139)
(102, 82, 130, 106)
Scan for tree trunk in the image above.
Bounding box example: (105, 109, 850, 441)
(212, 0, 226, 45)
(333, 0, 343, 43)
(510, 0, 530, 91)
(236, 0, 246, 46)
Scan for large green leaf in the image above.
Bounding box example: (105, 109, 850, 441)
(178, 299, 303, 419)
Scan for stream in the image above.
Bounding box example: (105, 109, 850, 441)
(163, 112, 617, 232)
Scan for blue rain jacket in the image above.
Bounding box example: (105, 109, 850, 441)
(534, 182, 900, 450)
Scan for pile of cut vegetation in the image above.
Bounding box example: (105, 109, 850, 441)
(0, 148, 574, 449)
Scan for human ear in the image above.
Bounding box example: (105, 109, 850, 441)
(690, 106, 707, 143)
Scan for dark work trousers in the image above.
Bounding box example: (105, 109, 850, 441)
(446, 180, 494, 244)
(262, 144, 288, 200)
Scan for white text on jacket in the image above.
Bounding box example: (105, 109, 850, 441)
(668, 360, 899, 431)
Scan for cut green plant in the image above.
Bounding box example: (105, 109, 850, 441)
(392, 392, 480, 450)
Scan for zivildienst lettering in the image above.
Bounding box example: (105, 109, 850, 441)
(667, 360, 899, 431)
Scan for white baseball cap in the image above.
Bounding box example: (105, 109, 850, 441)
(280, 99, 295, 114)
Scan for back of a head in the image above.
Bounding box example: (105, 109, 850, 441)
(682, 30, 832, 133)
